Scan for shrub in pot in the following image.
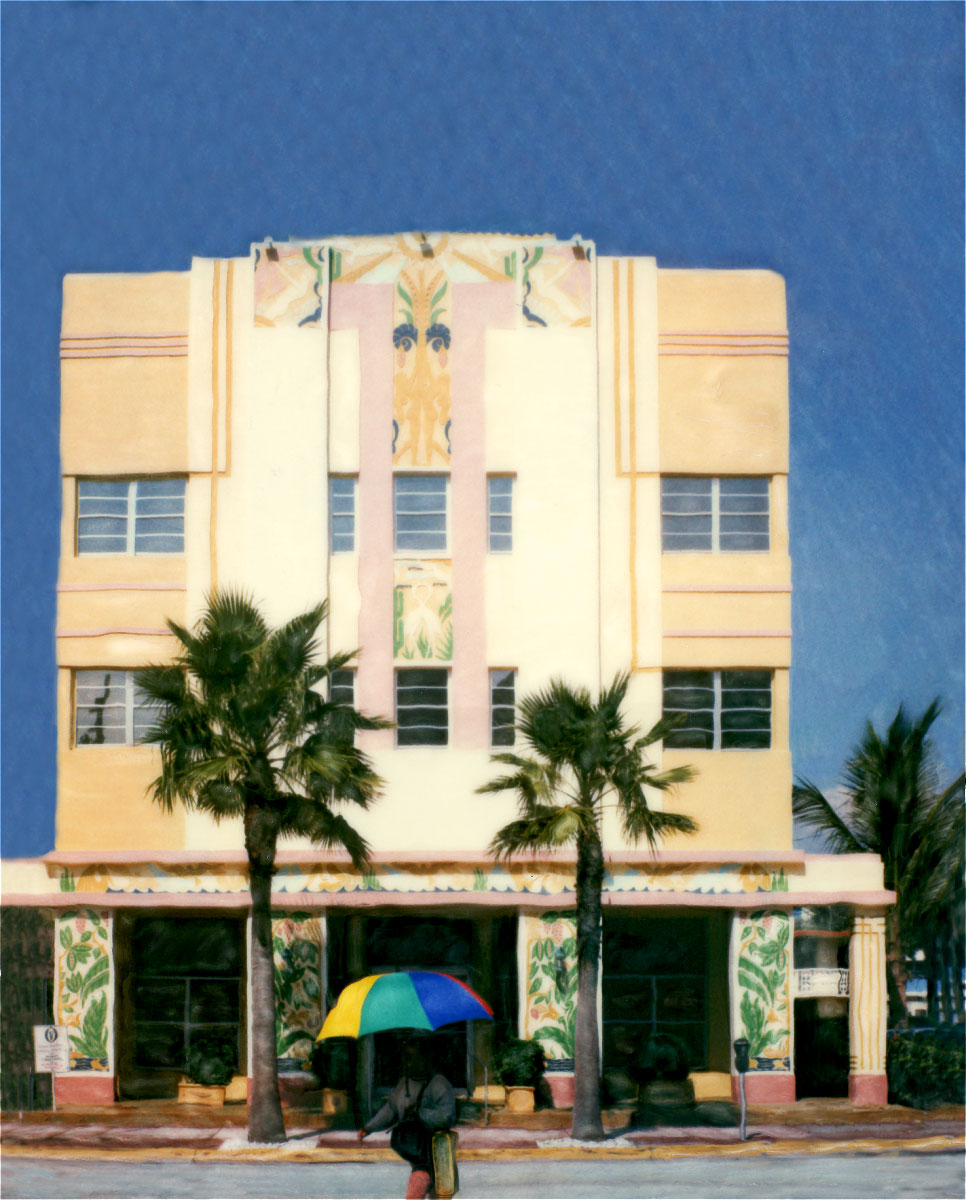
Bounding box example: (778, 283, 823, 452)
(179, 1031, 237, 1103)
(493, 1038, 545, 1112)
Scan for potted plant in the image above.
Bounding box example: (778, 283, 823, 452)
(493, 1038, 545, 1113)
(178, 1031, 237, 1106)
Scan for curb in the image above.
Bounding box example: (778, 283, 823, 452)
(2, 1135, 962, 1164)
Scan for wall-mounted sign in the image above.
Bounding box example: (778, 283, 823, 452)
(794, 968, 849, 998)
(33, 1025, 70, 1074)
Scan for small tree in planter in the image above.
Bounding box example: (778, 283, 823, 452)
(493, 1038, 545, 1112)
(179, 1032, 237, 1105)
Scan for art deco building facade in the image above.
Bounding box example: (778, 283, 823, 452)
(4, 232, 892, 1110)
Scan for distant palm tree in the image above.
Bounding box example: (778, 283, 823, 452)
(137, 591, 389, 1142)
(477, 674, 697, 1140)
(792, 700, 964, 1024)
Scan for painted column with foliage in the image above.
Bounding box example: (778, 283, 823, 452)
(272, 912, 325, 1071)
(730, 909, 795, 1102)
(54, 908, 114, 1102)
(520, 912, 578, 1066)
(848, 910, 888, 1105)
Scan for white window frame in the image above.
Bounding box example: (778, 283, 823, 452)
(489, 668, 516, 747)
(395, 667, 449, 747)
(393, 474, 449, 555)
(76, 478, 186, 555)
(73, 669, 156, 746)
(661, 477, 769, 553)
(662, 669, 772, 750)
(487, 476, 514, 553)
(329, 476, 357, 554)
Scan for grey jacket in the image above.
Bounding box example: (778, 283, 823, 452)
(363, 1074, 457, 1134)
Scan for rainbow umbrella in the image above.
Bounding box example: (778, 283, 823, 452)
(317, 972, 493, 1040)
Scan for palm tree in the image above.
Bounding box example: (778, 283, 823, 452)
(136, 591, 388, 1142)
(792, 699, 964, 1025)
(477, 673, 697, 1140)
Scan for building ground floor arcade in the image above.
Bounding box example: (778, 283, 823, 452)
(1, 850, 894, 1114)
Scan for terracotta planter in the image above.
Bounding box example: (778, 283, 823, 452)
(504, 1084, 536, 1112)
(177, 1080, 226, 1106)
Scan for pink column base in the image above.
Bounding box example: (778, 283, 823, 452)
(54, 1074, 115, 1105)
(546, 1071, 575, 1109)
(849, 1073, 888, 1105)
(731, 1072, 796, 1103)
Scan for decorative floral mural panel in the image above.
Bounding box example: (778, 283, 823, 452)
(522, 912, 577, 1061)
(253, 244, 327, 328)
(53, 860, 796, 898)
(522, 242, 593, 328)
(734, 910, 792, 1070)
(54, 909, 112, 1072)
(392, 263, 452, 466)
(393, 559, 453, 661)
(272, 912, 324, 1067)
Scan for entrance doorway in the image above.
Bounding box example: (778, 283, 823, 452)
(115, 915, 245, 1099)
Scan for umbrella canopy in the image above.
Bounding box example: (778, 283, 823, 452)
(317, 971, 493, 1040)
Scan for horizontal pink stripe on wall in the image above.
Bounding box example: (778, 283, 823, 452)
(61, 349, 188, 359)
(61, 332, 188, 341)
(56, 627, 172, 638)
(662, 585, 792, 594)
(663, 629, 792, 638)
(658, 347, 788, 357)
(58, 583, 187, 592)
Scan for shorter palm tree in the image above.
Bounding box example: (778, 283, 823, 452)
(793, 699, 964, 1024)
(477, 673, 697, 1139)
(137, 591, 389, 1142)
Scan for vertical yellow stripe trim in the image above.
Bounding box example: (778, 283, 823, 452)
(613, 262, 623, 477)
(627, 260, 639, 670)
(222, 260, 234, 477)
(210, 261, 221, 590)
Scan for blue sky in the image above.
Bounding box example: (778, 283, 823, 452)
(2, 2, 962, 858)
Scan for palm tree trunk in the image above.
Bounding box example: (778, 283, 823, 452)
(885, 908, 908, 1027)
(245, 806, 286, 1144)
(572, 825, 604, 1140)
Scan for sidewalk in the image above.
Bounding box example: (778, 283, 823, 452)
(2, 1100, 963, 1162)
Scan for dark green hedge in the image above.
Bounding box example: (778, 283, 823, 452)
(887, 1027, 965, 1109)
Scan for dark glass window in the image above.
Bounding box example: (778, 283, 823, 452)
(663, 670, 771, 750)
(489, 669, 516, 746)
(396, 668, 448, 746)
(661, 477, 768, 553)
(394, 476, 447, 552)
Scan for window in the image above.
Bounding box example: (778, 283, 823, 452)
(328, 668, 355, 706)
(329, 476, 356, 553)
(489, 669, 516, 746)
(487, 477, 513, 552)
(394, 475, 447, 552)
(77, 478, 186, 554)
(662, 670, 772, 749)
(74, 669, 157, 745)
(661, 477, 769, 552)
(395, 668, 448, 746)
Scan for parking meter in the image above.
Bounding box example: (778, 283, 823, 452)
(733, 1038, 750, 1140)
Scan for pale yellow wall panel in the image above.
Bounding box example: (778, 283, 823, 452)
(662, 636, 791, 669)
(61, 358, 189, 474)
(56, 748, 185, 851)
(659, 749, 793, 851)
(57, 589, 186, 633)
(662, 591, 791, 632)
(56, 633, 181, 669)
(658, 356, 788, 474)
(661, 551, 790, 590)
(62, 273, 189, 336)
(657, 269, 786, 331)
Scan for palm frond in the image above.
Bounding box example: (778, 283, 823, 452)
(280, 800, 372, 872)
(792, 778, 864, 852)
(620, 799, 698, 849)
(488, 804, 587, 860)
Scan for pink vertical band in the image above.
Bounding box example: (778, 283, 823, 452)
(330, 283, 395, 749)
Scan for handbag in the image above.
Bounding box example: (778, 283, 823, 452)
(431, 1129, 459, 1199)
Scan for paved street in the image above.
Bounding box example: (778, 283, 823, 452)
(4, 1152, 963, 1199)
